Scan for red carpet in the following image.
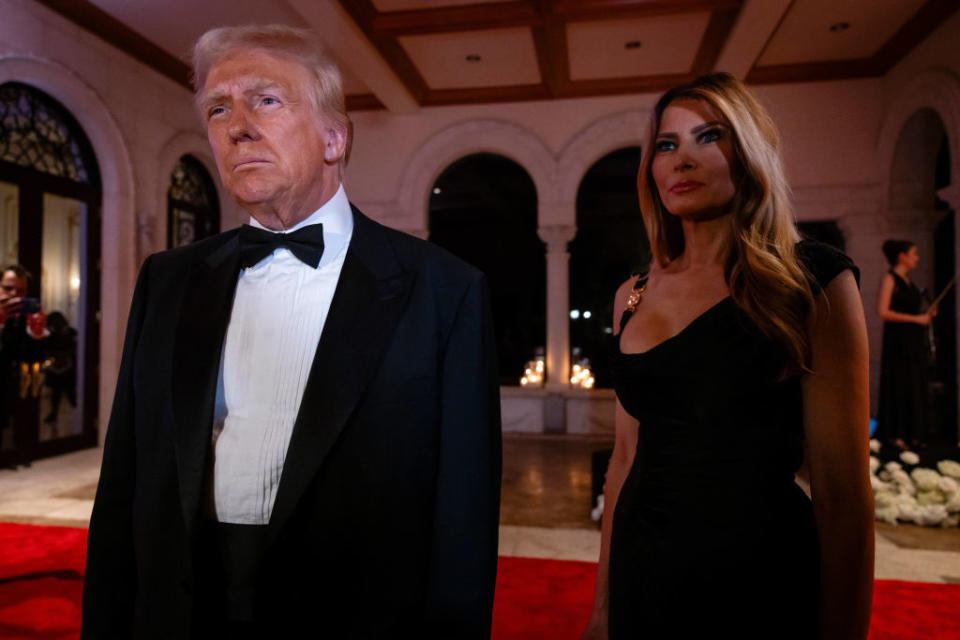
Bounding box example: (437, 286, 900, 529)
(0, 523, 87, 639)
(1, 523, 958, 639)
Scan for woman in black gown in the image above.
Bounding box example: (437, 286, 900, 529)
(876, 240, 934, 449)
(581, 73, 874, 639)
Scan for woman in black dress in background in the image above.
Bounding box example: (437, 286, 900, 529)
(876, 240, 934, 449)
(581, 73, 874, 639)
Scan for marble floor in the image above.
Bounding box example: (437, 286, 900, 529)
(1, 435, 959, 584)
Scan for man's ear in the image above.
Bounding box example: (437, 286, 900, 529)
(323, 125, 348, 164)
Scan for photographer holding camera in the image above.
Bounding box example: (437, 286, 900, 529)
(0, 265, 45, 460)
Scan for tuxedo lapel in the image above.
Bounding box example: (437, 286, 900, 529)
(267, 209, 415, 541)
(171, 235, 240, 533)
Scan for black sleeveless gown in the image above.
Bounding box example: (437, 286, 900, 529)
(608, 241, 858, 639)
(876, 271, 929, 444)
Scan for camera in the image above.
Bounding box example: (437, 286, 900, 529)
(20, 297, 40, 315)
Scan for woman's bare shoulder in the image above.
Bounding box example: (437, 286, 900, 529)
(613, 275, 642, 334)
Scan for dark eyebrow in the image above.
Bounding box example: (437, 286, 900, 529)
(656, 120, 726, 140)
(691, 121, 724, 133)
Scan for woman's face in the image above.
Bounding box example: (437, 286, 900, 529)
(899, 245, 919, 270)
(651, 98, 737, 220)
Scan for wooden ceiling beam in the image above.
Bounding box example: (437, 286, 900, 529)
(422, 84, 551, 107)
(345, 94, 385, 111)
(555, 0, 741, 21)
(871, 0, 960, 75)
(746, 0, 956, 86)
(34, 0, 192, 90)
(690, 7, 742, 76)
(372, 2, 538, 35)
(745, 59, 879, 85)
(713, 0, 792, 79)
(559, 73, 695, 98)
(529, 0, 569, 98)
(337, 0, 429, 105)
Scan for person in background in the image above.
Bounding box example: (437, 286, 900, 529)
(0, 265, 44, 455)
(582, 72, 873, 640)
(0, 265, 43, 358)
(41, 311, 78, 425)
(876, 239, 934, 450)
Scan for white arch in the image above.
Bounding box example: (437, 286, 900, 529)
(0, 53, 136, 445)
(554, 109, 649, 226)
(153, 132, 238, 259)
(396, 118, 556, 232)
(557, 109, 649, 202)
(877, 67, 960, 210)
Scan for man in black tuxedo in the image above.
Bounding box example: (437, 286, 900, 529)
(82, 24, 501, 639)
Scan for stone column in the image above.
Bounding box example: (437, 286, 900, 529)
(538, 225, 577, 392)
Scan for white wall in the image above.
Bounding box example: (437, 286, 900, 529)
(346, 79, 886, 227)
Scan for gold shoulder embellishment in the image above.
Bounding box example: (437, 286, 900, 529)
(625, 278, 648, 313)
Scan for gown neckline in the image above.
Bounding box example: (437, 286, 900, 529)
(617, 296, 733, 357)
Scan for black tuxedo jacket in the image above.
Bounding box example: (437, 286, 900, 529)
(81, 208, 502, 639)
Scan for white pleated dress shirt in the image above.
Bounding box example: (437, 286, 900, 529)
(211, 185, 353, 525)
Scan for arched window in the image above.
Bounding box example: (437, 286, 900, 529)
(570, 147, 649, 388)
(0, 81, 101, 461)
(429, 153, 544, 384)
(168, 155, 219, 248)
(0, 82, 97, 184)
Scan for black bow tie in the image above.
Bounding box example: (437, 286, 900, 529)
(238, 223, 325, 269)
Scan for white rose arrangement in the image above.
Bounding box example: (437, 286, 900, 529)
(938, 460, 960, 479)
(899, 450, 920, 465)
(869, 454, 960, 528)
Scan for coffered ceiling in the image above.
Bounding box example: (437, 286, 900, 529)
(34, 0, 958, 112)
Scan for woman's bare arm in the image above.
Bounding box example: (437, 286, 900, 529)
(877, 272, 930, 324)
(804, 270, 874, 640)
(581, 279, 641, 640)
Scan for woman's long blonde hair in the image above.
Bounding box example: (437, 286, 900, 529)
(638, 72, 815, 377)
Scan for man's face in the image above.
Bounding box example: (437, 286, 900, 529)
(201, 48, 345, 228)
(0, 270, 28, 320)
(0, 271, 27, 302)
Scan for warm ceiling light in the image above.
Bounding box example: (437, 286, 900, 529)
(625, 40, 642, 49)
(829, 22, 850, 32)
(465, 54, 481, 62)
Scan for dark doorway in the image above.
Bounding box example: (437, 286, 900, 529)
(570, 147, 649, 388)
(0, 82, 101, 465)
(429, 153, 544, 385)
(798, 220, 845, 251)
(932, 134, 957, 444)
(168, 155, 220, 248)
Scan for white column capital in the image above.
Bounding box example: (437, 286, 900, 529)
(538, 225, 577, 253)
